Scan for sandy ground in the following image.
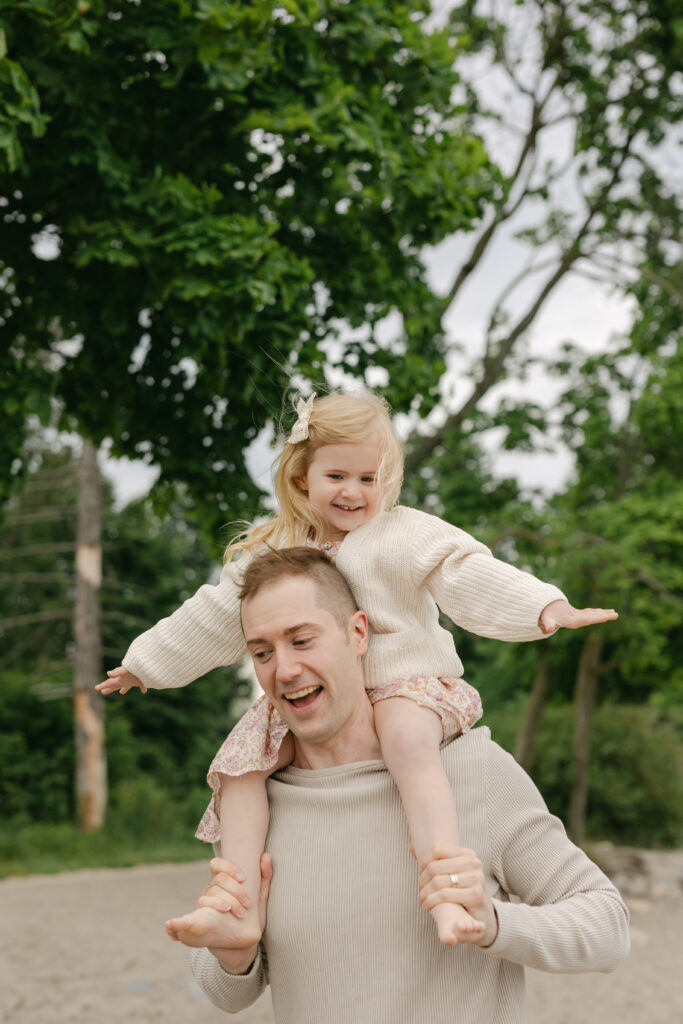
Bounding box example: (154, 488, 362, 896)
(1, 859, 682, 1024)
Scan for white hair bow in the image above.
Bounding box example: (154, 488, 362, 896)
(287, 392, 317, 444)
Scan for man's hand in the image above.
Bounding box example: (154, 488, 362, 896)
(203, 854, 273, 975)
(95, 666, 147, 695)
(539, 599, 618, 635)
(418, 844, 498, 948)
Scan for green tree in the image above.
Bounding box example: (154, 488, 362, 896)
(0, 445, 250, 828)
(0, 0, 493, 532)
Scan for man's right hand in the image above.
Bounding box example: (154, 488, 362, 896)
(202, 854, 273, 975)
(95, 666, 147, 695)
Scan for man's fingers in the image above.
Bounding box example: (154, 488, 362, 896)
(209, 857, 247, 883)
(258, 853, 273, 917)
(201, 877, 252, 909)
(202, 869, 252, 909)
(418, 855, 481, 891)
(196, 894, 247, 917)
(421, 885, 484, 914)
(418, 845, 477, 876)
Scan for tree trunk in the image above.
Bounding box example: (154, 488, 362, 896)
(568, 631, 603, 846)
(74, 439, 107, 830)
(514, 646, 550, 772)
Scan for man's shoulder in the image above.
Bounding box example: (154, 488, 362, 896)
(442, 727, 521, 782)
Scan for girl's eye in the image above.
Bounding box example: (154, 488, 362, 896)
(253, 650, 271, 661)
(327, 473, 343, 480)
(362, 476, 375, 484)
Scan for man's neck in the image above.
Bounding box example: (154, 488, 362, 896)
(291, 700, 382, 770)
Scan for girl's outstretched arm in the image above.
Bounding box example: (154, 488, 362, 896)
(104, 554, 253, 693)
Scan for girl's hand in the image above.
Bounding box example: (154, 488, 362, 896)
(539, 599, 618, 634)
(95, 666, 147, 695)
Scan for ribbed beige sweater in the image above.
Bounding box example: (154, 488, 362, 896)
(190, 728, 629, 1023)
(122, 507, 565, 690)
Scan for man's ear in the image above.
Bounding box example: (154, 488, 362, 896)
(349, 610, 369, 656)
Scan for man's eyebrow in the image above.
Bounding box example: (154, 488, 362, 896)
(245, 623, 321, 646)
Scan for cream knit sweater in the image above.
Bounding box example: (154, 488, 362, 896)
(122, 507, 565, 690)
(190, 728, 630, 1024)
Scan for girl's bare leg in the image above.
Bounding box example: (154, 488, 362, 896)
(166, 733, 294, 948)
(374, 697, 484, 946)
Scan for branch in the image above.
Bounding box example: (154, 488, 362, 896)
(0, 542, 75, 561)
(3, 508, 77, 526)
(0, 609, 71, 631)
(0, 572, 74, 586)
(483, 253, 560, 345)
(444, 72, 561, 307)
(406, 131, 638, 474)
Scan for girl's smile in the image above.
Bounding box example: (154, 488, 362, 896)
(298, 441, 382, 542)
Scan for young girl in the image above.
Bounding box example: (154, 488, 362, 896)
(98, 390, 616, 947)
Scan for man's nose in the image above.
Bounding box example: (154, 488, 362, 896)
(275, 649, 302, 685)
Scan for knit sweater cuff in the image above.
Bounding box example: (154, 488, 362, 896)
(189, 947, 266, 1012)
(483, 899, 527, 962)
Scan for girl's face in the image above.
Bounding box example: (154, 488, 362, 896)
(298, 441, 382, 541)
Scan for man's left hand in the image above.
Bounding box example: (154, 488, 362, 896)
(418, 844, 498, 948)
(539, 599, 618, 634)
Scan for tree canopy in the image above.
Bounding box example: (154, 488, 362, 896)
(1, 0, 493, 535)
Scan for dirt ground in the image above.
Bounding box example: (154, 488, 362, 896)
(1, 858, 682, 1024)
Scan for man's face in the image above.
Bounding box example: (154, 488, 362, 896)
(241, 576, 368, 751)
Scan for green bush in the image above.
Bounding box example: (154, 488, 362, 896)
(485, 701, 683, 847)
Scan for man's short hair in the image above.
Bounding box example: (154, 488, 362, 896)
(238, 547, 359, 632)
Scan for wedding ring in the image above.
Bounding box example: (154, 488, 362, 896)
(449, 873, 460, 887)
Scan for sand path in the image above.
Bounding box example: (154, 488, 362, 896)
(1, 860, 681, 1023)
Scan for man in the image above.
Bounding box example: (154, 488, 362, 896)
(183, 547, 629, 1023)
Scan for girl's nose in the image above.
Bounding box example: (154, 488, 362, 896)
(340, 479, 360, 498)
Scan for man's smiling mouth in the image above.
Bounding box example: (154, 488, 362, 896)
(283, 685, 323, 708)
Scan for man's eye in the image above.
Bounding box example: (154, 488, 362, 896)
(293, 637, 312, 647)
(253, 650, 271, 661)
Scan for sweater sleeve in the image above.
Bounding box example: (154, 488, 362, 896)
(410, 510, 566, 641)
(189, 946, 268, 1012)
(483, 741, 630, 973)
(121, 558, 248, 690)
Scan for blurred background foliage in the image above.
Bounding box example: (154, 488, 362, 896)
(0, 0, 681, 873)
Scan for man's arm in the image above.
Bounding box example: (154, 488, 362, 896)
(483, 741, 630, 973)
(189, 856, 272, 1013)
(421, 737, 629, 973)
(190, 946, 268, 1014)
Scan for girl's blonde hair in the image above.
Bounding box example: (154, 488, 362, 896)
(225, 390, 404, 561)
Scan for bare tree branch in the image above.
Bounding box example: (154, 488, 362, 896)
(0, 542, 76, 561)
(406, 130, 638, 474)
